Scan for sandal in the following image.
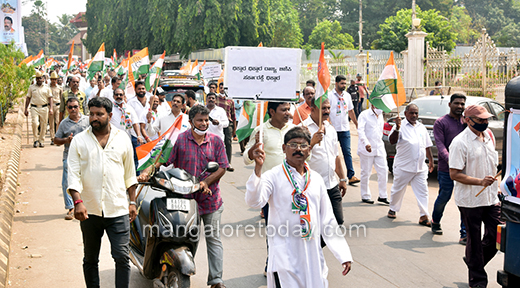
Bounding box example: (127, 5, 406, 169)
(418, 217, 431, 227)
(387, 209, 396, 219)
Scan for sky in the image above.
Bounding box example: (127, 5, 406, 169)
(21, 0, 87, 24)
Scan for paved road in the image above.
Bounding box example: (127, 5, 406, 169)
(8, 122, 503, 287)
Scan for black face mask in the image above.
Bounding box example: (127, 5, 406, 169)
(470, 118, 488, 132)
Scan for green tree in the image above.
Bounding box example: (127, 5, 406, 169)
(450, 6, 479, 44)
(0, 44, 33, 125)
(269, 0, 303, 47)
(493, 22, 520, 47)
(305, 20, 355, 50)
(372, 7, 456, 53)
(291, 0, 338, 42)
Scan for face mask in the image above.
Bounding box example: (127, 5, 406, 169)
(373, 108, 383, 115)
(193, 126, 208, 136)
(470, 118, 488, 132)
(115, 99, 124, 105)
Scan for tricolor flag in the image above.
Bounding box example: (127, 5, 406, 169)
(191, 59, 200, 77)
(236, 101, 270, 142)
(368, 51, 406, 113)
(314, 42, 330, 108)
(32, 50, 45, 67)
(125, 58, 136, 98)
(88, 43, 105, 77)
(145, 51, 165, 90)
(45, 58, 55, 70)
(136, 115, 184, 171)
(180, 59, 191, 75)
(116, 58, 128, 76)
(66, 41, 75, 72)
(217, 69, 224, 94)
(130, 47, 150, 78)
(113, 49, 118, 66)
(18, 55, 33, 67)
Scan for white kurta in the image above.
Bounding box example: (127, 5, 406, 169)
(245, 164, 352, 288)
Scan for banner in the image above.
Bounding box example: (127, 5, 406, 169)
(202, 64, 222, 79)
(224, 46, 301, 100)
(1, 0, 22, 44)
(501, 108, 520, 197)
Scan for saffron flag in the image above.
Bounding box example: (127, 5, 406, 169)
(136, 115, 184, 171)
(88, 43, 105, 76)
(130, 48, 150, 78)
(217, 69, 224, 94)
(368, 51, 406, 113)
(125, 58, 136, 98)
(145, 51, 165, 90)
(66, 41, 74, 72)
(180, 59, 191, 75)
(32, 50, 45, 67)
(314, 42, 330, 108)
(236, 101, 270, 142)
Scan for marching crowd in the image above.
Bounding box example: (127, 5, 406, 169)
(23, 64, 502, 288)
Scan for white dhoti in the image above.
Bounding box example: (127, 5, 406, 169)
(389, 167, 429, 217)
(359, 154, 388, 200)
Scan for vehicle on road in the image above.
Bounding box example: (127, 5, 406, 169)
(383, 95, 505, 173)
(158, 73, 205, 104)
(129, 162, 219, 288)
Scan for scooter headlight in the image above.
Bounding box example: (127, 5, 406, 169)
(168, 177, 198, 194)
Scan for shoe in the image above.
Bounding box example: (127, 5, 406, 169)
(65, 209, 74, 220)
(39, 142, 44, 148)
(33, 141, 39, 148)
(431, 222, 443, 235)
(387, 209, 396, 219)
(226, 167, 235, 172)
(419, 216, 431, 227)
(362, 199, 374, 204)
(459, 237, 467, 245)
(348, 176, 360, 185)
(50, 140, 55, 145)
(210, 283, 226, 288)
(377, 197, 390, 204)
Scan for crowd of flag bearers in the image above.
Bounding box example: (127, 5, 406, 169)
(18, 41, 503, 288)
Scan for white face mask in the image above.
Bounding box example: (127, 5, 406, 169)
(193, 126, 208, 136)
(115, 99, 124, 105)
(373, 108, 383, 115)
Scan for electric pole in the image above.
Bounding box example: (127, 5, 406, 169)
(358, 0, 363, 52)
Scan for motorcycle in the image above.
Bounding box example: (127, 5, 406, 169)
(130, 162, 220, 288)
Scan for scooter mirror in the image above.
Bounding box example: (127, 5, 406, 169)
(206, 162, 219, 173)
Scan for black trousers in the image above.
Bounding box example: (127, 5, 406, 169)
(223, 122, 233, 163)
(459, 205, 501, 287)
(80, 214, 131, 288)
(321, 185, 344, 248)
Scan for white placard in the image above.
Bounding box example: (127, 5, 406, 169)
(224, 46, 301, 100)
(202, 64, 222, 79)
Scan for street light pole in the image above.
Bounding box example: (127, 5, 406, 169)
(358, 0, 363, 52)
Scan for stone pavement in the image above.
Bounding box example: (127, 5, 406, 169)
(7, 121, 504, 287)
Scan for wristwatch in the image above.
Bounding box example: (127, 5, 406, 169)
(129, 201, 137, 206)
(340, 179, 348, 182)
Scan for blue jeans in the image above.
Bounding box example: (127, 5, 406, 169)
(81, 214, 130, 288)
(337, 131, 355, 179)
(358, 98, 364, 115)
(62, 158, 74, 210)
(432, 171, 467, 238)
(130, 135, 140, 176)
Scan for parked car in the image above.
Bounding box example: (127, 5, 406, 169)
(383, 95, 504, 173)
(158, 74, 205, 104)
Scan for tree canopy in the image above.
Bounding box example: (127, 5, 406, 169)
(372, 7, 457, 53)
(305, 20, 355, 50)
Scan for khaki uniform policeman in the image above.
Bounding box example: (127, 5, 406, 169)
(49, 71, 62, 144)
(24, 71, 53, 147)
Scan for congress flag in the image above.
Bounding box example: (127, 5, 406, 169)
(368, 51, 406, 113)
(88, 43, 105, 73)
(314, 42, 330, 108)
(145, 51, 165, 90)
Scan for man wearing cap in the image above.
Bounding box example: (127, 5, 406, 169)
(24, 71, 53, 148)
(449, 105, 500, 288)
(49, 72, 63, 145)
(155, 87, 171, 117)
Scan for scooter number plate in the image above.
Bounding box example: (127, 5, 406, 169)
(166, 198, 190, 211)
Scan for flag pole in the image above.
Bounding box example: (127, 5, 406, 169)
(318, 96, 323, 146)
(294, 103, 304, 125)
(258, 99, 264, 146)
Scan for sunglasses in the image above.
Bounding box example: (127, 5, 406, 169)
(114, 93, 124, 96)
(67, 105, 79, 109)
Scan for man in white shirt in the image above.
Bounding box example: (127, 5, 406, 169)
(84, 78, 96, 103)
(110, 88, 145, 173)
(90, 76, 111, 100)
(140, 95, 160, 142)
(100, 76, 122, 103)
(206, 93, 229, 140)
(449, 105, 500, 288)
(153, 93, 191, 136)
(387, 104, 434, 226)
(357, 104, 389, 204)
(67, 96, 137, 288)
(303, 98, 348, 230)
(329, 75, 360, 185)
(246, 126, 352, 288)
(127, 81, 150, 146)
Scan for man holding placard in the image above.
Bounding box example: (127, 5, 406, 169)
(329, 75, 360, 185)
